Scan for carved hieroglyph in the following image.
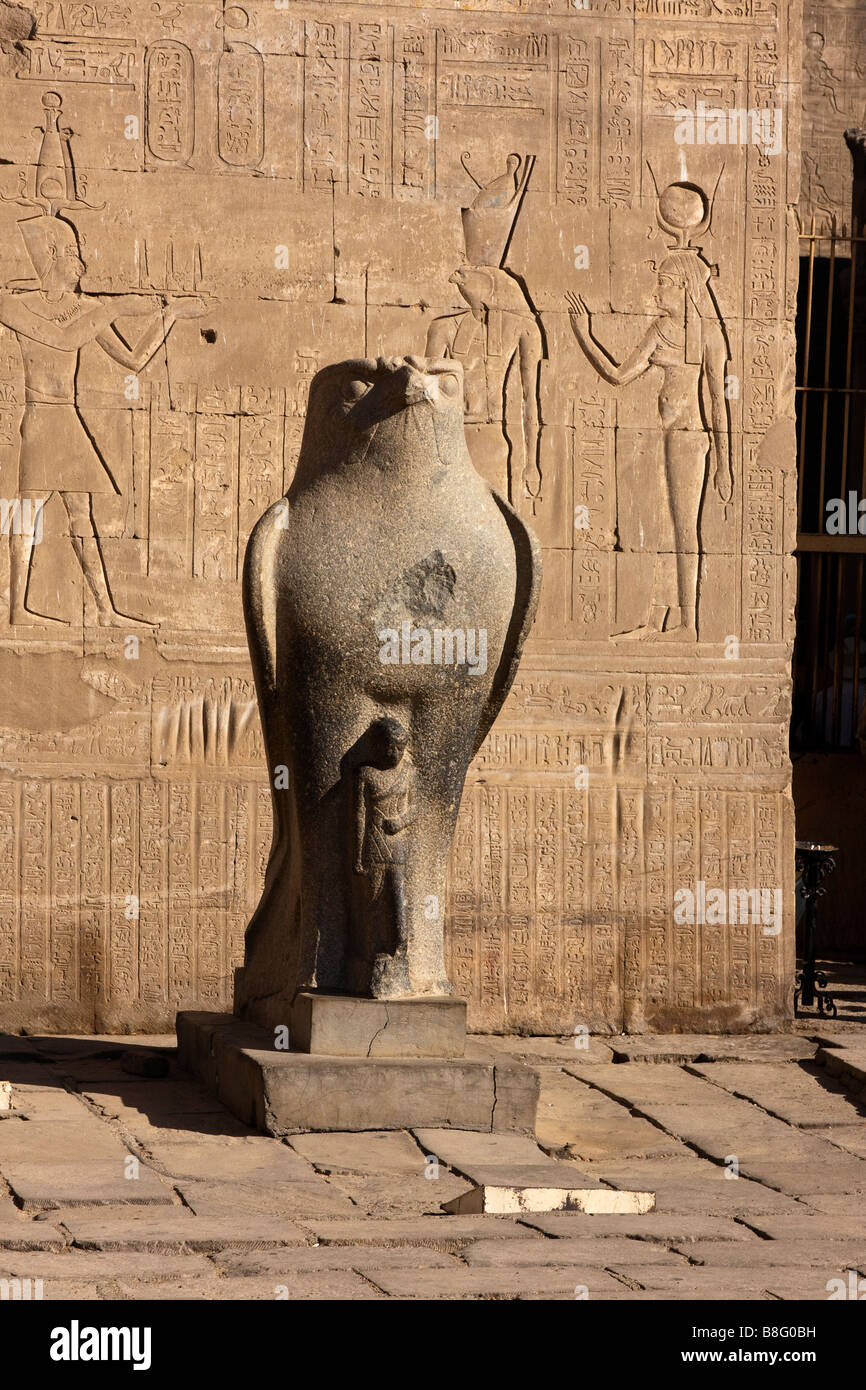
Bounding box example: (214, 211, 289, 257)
(800, 3, 866, 233)
(0, 1, 799, 1034)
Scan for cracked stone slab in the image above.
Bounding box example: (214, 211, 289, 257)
(177, 1011, 538, 1134)
(535, 1071, 689, 1161)
(290, 993, 466, 1058)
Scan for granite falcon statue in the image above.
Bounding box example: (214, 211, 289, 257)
(236, 354, 541, 1028)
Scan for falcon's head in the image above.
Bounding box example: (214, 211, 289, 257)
(292, 356, 470, 485)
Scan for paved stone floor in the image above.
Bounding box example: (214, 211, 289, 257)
(1, 994, 865, 1300)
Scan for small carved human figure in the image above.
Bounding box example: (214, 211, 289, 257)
(566, 219, 731, 641)
(352, 717, 418, 998)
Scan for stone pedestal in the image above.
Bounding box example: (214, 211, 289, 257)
(176, 1010, 538, 1136)
(290, 992, 466, 1058)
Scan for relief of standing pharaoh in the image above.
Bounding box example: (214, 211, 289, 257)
(567, 177, 733, 642)
(0, 93, 206, 627)
(425, 152, 543, 507)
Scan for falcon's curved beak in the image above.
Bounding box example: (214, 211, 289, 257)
(388, 357, 461, 411)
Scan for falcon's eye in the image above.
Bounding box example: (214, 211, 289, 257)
(344, 379, 372, 403)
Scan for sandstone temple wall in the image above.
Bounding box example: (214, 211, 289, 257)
(0, 0, 800, 1034)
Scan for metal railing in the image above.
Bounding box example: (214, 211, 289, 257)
(794, 216, 866, 750)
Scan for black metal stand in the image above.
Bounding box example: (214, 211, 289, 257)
(794, 840, 838, 1019)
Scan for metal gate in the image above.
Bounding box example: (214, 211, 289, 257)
(794, 215, 866, 750)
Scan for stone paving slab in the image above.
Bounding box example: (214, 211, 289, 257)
(438, 1163, 606, 1192)
(609, 1036, 818, 1064)
(689, 1061, 865, 1127)
(82, 1080, 232, 1121)
(297, 1215, 542, 1247)
(412, 1128, 557, 1172)
(2, 1086, 104, 1123)
(517, 1213, 759, 1241)
(142, 1137, 317, 1183)
(461, 1236, 688, 1267)
(0, 1211, 67, 1250)
(321, 1170, 471, 1217)
(809, 1126, 866, 1158)
(597, 1265, 840, 1300)
(466, 1035, 615, 1066)
(23, 1280, 107, 1301)
(0, 1118, 135, 1162)
(210, 1244, 461, 1275)
(0, 1251, 215, 1280)
(357, 1264, 627, 1298)
(798, 1191, 866, 1216)
(0, 1061, 66, 1086)
(534, 1071, 688, 1161)
(732, 1157, 866, 1195)
(580, 1161, 807, 1216)
(565, 1063, 723, 1107)
(674, 1239, 866, 1269)
(623, 1105, 842, 1164)
(739, 1213, 866, 1240)
(287, 1130, 428, 1175)
(177, 1178, 358, 1220)
(114, 1112, 256, 1145)
(56, 1205, 312, 1252)
(114, 1273, 385, 1300)
(0, 1160, 175, 1209)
